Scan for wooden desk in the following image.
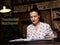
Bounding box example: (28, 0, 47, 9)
(1, 40, 60, 45)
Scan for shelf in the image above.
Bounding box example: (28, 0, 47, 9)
(57, 13, 60, 16)
(13, 0, 53, 6)
(1, 17, 19, 25)
(1, 18, 19, 21)
(13, 7, 60, 14)
(53, 18, 60, 21)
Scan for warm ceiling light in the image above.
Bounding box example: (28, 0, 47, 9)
(0, 6, 11, 13)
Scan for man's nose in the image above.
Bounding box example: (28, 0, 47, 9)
(32, 17, 35, 20)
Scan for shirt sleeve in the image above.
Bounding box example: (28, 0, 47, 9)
(46, 24, 55, 39)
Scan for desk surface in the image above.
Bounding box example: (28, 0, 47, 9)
(1, 40, 60, 45)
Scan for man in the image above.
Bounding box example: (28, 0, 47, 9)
(27, 9, 55, 40)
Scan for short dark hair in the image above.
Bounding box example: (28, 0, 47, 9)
(29, 5, 40, 15)
(29, 8, 40, 15)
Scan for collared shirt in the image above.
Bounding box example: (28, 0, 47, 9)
(27, 22, 55, 40)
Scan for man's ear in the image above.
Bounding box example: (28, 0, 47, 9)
(38, 15, 40, 18)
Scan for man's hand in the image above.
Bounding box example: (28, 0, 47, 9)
(45, 35, 52, 40)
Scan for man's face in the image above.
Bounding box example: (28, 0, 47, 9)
(30, 11, 40, 25)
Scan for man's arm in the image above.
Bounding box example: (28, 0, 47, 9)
(45, 24, 55, 40)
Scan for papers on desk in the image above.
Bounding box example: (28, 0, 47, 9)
(9, 38, 32, 42)
(9, 38, 53, 42)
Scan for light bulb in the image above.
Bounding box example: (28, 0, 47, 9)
(3, 6, 6, 9)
